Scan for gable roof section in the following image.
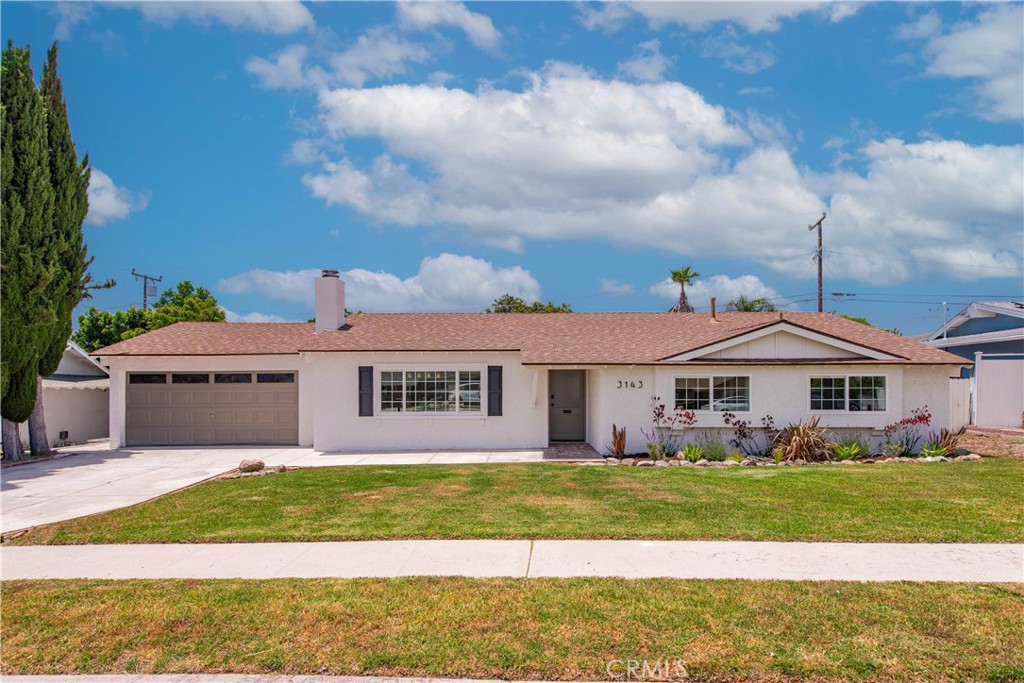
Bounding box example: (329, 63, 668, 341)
(926, 301, 1024, 342)
(93, 313, 966, 365)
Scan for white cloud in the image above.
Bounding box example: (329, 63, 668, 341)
(246, 44, 325, 90)
(591, 2, 857, 34)
(51, 3, 92, 40)
(85, 169, 149, 226)
(739, 86, 773, 97)
(222, 308, 292, 323)
(901, 5, 1024, 122)
(702, 29, 776, 73)
(397, 1, 501, 51)
(598, 278, 635, 295)
(617, 39, 671, 82)
(133, 0, 314, 35)
(329, 27, 432, 87)
(650, 274, 782, 310)
(218, 254, 541, 313)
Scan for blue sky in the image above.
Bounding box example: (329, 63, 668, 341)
(3, 1, 1022, 335)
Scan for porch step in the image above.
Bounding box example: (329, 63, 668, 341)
(543, 442, 603, 460)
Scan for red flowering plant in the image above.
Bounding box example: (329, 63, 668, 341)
(721, 412, 779, 457)
(641, 396, 698, 459)
(883, 406, 932, 457)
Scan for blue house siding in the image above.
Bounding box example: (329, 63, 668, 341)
(948, 315, 1023, 338)
(943, 340, 1024, 362)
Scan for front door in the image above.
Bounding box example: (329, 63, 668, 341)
(549, 370, 585, 441)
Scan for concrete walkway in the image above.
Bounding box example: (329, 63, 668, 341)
(0, 445, 544, 533)
(3, 540, 1021, 582)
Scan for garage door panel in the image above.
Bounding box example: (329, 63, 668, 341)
(126, 371, 297, 446)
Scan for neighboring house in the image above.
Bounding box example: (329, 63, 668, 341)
(93, 271, 968, 453)
(19, 341, 110, 448)
(924, 301, 1024, 429)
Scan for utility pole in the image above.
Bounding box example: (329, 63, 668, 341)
(131, 269, 162, 310)
(808, 212, 826, 312)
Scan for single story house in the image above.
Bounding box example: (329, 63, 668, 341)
(93, 270, 968, 453)
(924, 301, 1024, 429)
(20, 340, 110, 448)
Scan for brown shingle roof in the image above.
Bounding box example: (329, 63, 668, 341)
(92, 313, 967, 365)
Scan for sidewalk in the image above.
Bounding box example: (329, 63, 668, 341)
(3, 540, 1021, 582)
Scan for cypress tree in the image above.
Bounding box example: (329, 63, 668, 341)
(1, 42, 56, 459)
(26, 43, 91, 455)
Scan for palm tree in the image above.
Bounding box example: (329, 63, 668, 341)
(668, 266, 700, 312)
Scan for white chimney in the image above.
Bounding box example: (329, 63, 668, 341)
(315, 269, 346, 333)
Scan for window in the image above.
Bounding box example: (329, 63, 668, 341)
(256, 373, 294, 383)
(379, 369, 482, 414)
(809, 375, 886, 412)
(215, 373, 252, 384)
(810, 377, 846, 411)
(171, 373, 209, 384)
(674, 376, 750, 412)
(129, 373, 166, 384)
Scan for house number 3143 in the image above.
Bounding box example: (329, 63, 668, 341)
(616, 380, 643, 389)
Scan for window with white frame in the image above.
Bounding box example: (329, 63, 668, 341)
(379, 369, 482, 414)
(674, 376, 750, 412)
(810, 375, 886, 412)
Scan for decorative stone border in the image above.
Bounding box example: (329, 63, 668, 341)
(585, 454, 983, 467)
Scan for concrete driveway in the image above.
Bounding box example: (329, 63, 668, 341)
(1, 444, 544, 533)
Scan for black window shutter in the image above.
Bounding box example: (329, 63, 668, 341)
(358, 366, 373, 417)
(487, 365, 503, 416)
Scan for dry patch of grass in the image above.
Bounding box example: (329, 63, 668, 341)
(10, 458, 1024, 545)
(963, 432, 1024, 458)
(2, 578, 1021, 682)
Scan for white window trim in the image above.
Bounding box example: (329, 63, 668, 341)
(376, 364, 487, 418)
(672, 374, 752, 414)
(807, 373, 889, 414)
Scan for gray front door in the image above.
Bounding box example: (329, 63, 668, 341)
(549, 370, 585, 441)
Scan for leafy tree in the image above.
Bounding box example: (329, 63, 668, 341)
(726, 295, 778, 312)
(73, 281, 226, 353)
(667, 266, 699, 313)
(27, 43, 93, 456)
(1, 42, 56, 460)
(486, 294, 572, 313)
(839, 314, 901, 336)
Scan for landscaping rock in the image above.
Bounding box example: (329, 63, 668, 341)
(668, 460, 681, 466)
(637, 460, 655, 467)
(678, 460, 694, 467)
(953, 454, 981, 462)
(621, 458, 635, 466)
(723, 460, 740, 467)
(792, 459, 806, 466)
(655, 460, 669, 467)
(695, 459, 709, 466)
(934, 456, 949, 462)
(839, 460, 857, 465)
(605, 458, 621, 465)
(740, 459, 757, 466)
(239, 459, 265, 473)
(707, 461, 726, 467)
(275, 464, 287, 473)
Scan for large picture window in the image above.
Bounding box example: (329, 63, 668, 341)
(379, 369, 482, 414)
(810, 375, 886, 412)
(674, 376, 750, 412)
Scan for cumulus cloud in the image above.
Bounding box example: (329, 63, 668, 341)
(218, 254, 541, 312)
(900, 5, 1024, 122)
(599, 278, 635, 295)
(222, 309, 293, 323)
(246, 44, 326, 90)
(51, 3, 92, 40)
(582, 2, 859, 34)
(397, 1, 501, 51)
(133, 0, 314, 34)
(85, 169, 149, 226)
(617, 39, 671, 82)
(650, 274, 782, 311)
(701, 29, 776, 73)
(329, 27, 432, 87)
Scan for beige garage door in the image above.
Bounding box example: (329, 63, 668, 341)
(126, 372, 298, 446)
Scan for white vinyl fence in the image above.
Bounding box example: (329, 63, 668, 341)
(949, 378, 971, 432)
(973, 353, 1024, 429)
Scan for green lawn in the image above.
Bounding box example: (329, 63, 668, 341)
(13, 458, 1024, 544)
(2, 578, 1021, 681)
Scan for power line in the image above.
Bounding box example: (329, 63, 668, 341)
(833, 292, 1021, 299)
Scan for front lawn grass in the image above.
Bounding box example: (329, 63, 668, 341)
(12, 458, 1023, 544)
(3, 578, 1021, 681)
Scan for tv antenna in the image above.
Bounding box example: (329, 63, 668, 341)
(131, 269, 163, 310)
(808, 213, 826, 313)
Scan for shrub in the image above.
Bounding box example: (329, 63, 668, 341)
(830, 437, 869, 461)
(920, 442, 950, 458)
(721, 412, 778, 456)
(727, 452, 745, 463)
(772, 416, 831, 461)
(607, 424, 626, 458)
(927, 426, 966, 453)
(642, 396, 697, 459)
(883, 406, 932, 457)
(696, 433, 729, 462)
(681, 443, 704, 463)
(646, 441, 667, 460)
(771, 447, 785, 464)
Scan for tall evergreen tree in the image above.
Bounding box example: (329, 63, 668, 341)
(1, 42, 56, 460)
(26, 43, 92, 455)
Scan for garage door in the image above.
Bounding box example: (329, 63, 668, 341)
(126, 372, 298, 446)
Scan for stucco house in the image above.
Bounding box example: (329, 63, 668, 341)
(20, 341, 110, 448)
(92, 270, 968, 453)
